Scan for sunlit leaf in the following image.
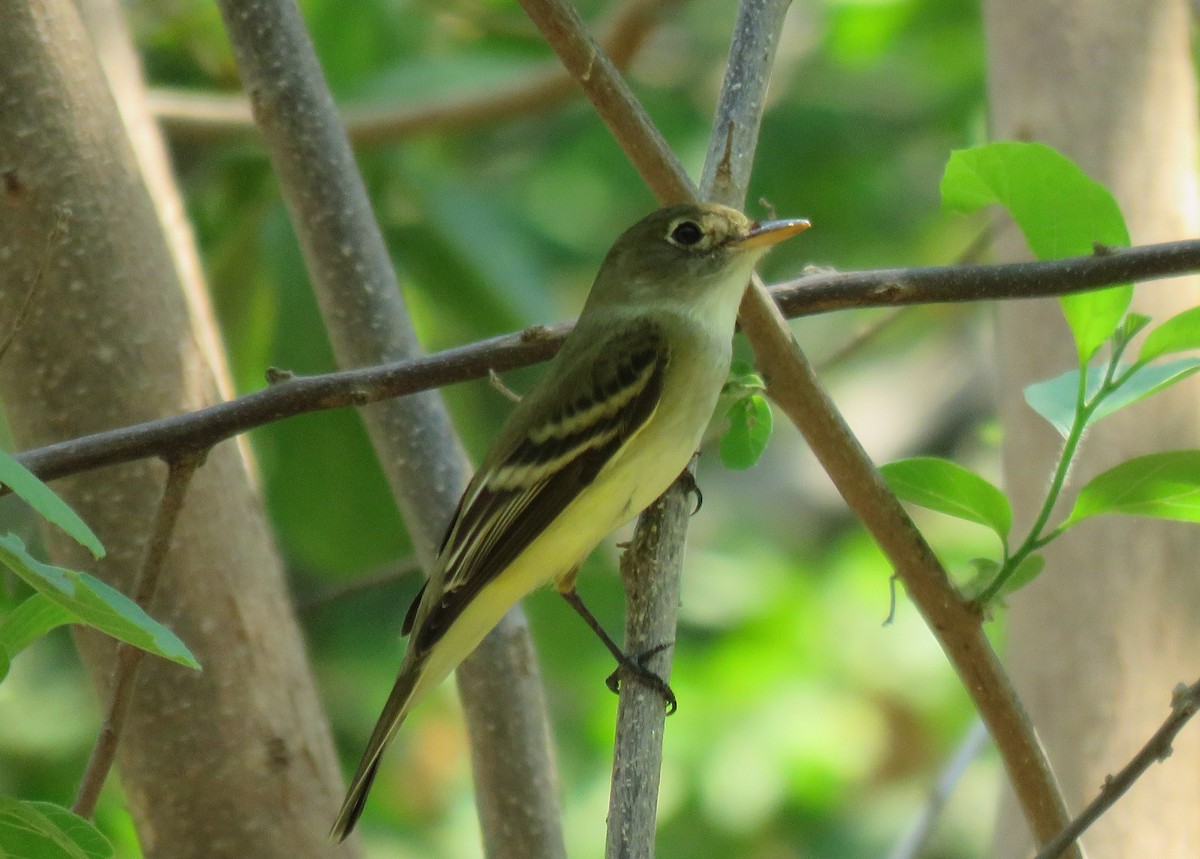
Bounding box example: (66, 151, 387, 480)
(0, 450, 104, 559)
(1025, 359, 1200, 437)
(1066, 451, 1200, 525)
(1140, 305, 1200, 362)
(942, 142, 1131, 362)
(1119, 313, 1152, 344)
(720, 395, 773, 470)
(0, 797, 112, 859)
(0, 535, 198, 670)
(0, 594, 74, 658)
(880, 457, 1011, 540)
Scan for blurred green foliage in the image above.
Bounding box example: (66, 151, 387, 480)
(2, 0, 1004, 855)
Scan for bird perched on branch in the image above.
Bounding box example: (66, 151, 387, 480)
(332, 201, 808, 839)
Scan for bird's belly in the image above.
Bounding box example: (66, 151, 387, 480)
(418, 345, 726, 697)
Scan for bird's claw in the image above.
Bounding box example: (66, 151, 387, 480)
(605, 642, 678, 714)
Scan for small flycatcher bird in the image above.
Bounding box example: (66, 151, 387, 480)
(332, 202, 808, 839)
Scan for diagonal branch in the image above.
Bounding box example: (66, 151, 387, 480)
(1032, 679, 1200, 859)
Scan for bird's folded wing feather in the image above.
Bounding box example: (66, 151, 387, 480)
(404, 320, 669, 652)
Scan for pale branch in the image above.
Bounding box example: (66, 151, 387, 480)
(1032, 679, 1200, 859)
(294, 556, 423, 614)
(213, 0, 564, 852)
(886, 720, 990, 859)
(696, 0, 787, 211)
(150, 0, 686, 148)
(15, 240, 1200, 490)
(605, 478, 690, 859)
(72, 453, 203, 819)
(602, 0, 793, 855)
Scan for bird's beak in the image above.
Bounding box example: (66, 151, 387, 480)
(734, 217, 811, 250)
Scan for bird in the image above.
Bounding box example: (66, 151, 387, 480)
(331, 201, 808, 839)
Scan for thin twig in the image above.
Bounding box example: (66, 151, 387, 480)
(887, 720, 991, 859)
(1032, 680, 1200, 859)
(487, 368, 524, 403)
(815, 307, 911, 372)
(71, 452, 204, 818)
(294, 556, 422, 614)
(15, 238, 1200, 489)
(150, 0, 686, 147)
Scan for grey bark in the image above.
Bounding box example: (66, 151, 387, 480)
(0, 1, 346, 856)
(986, 0, 1200, 855)
(211, 0, 565, 855)
(606, 1, 793, 855)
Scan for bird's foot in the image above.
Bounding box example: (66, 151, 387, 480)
(605, 642, 678, 715)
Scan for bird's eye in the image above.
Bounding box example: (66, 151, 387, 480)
(668, 220, 704, 247)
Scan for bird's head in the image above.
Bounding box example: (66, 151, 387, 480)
(587, 202, 809, 312)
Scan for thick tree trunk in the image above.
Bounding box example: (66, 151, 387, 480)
(985, 0, 1200, 855)
(0, 2, 348, 856)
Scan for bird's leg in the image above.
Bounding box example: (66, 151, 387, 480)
(558, 585, 678, 714)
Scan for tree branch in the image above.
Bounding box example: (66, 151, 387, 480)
(72, 453, 204, 818)
(150, 0, 685, 148)
(1032, 680, 1200, 859)
(212, 0, 564, 853)
(15, 239, 1200, 489)
(517, 0, 693, 203)
(886, 720, 991, 859)
(595, 0, 792, 853)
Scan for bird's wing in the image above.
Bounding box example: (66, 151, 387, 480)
(406, 319, 669, 652)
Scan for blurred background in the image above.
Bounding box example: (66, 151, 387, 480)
(1, 0, 1007, 855)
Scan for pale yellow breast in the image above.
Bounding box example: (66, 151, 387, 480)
(409, 308, 735, 706)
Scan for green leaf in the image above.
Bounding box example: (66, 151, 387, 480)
(1140, 305, 1200, 362)
(1060, 290, 1134, 367)
(960, 557, 1001, 600)
(0, 644, 8, 684)
(0, 535, 199, 670)
(1119, 313, 1152, 343)
(0, 594, 74, 658)
(942, 142, 1131, 362)
(719, 395, 773, 470)
(1066, 451, 1200, 525)
(880, 457, 1012, 540)
(1025, 359, 1200, 437)
(999, 554, 1046, 595)
(0, 797, 112, 859)
(0, 450, 104, 559)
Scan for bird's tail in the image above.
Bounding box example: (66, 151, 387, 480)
(329, 657, 424, 841)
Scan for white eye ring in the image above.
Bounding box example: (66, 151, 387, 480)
(667, 220, 704, 247)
